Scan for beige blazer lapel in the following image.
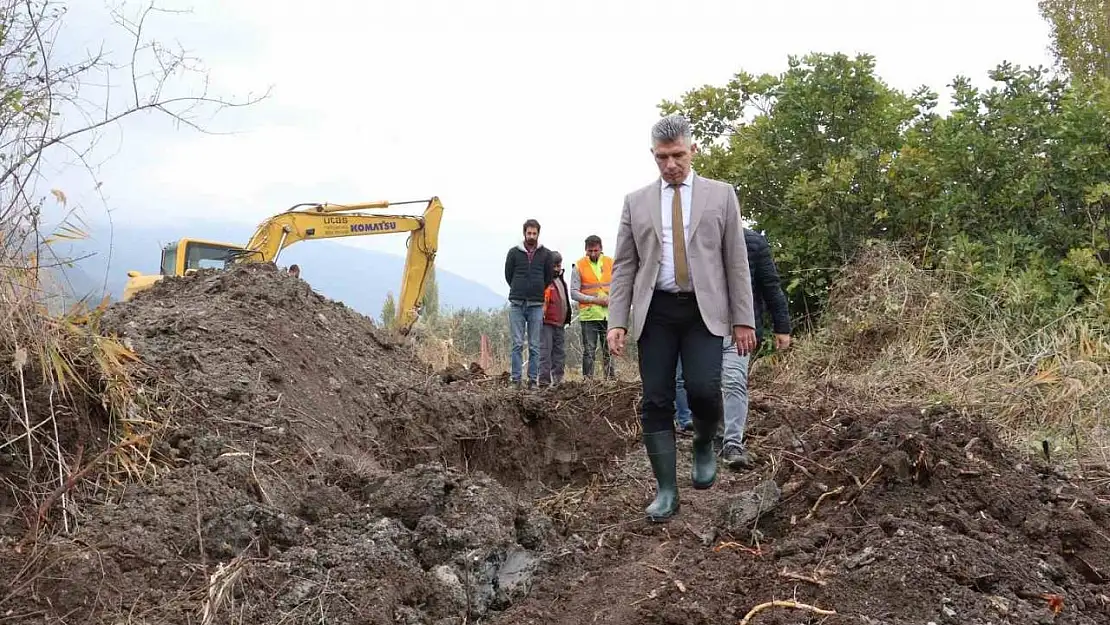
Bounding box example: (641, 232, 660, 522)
(649, 180, 663, 245)
(688, 174, 709, 237)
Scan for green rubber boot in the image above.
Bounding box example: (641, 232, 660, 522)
(691, 417, 719, 490)
(642, 429, 680, 522)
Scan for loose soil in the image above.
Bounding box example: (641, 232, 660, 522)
(501, 398, 1110, 624)
(2, 263, 1109, 625)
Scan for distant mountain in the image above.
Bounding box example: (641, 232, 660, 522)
(46, 219, 506, 319)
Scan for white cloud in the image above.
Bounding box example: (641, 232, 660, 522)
(55, 0, 1054, 296)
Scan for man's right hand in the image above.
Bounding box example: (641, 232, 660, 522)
(732, 325, 757, 355)
(597, 296, 609, 306)
(607, 328, 626, 356)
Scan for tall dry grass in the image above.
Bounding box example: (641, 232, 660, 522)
(0, 0, 262, 580)
(1, 225, 175, 546)
(765, 243, 1110, 471)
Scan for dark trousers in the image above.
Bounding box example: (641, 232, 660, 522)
(581, 319, 614, 378)
(638, 291, 724, 433)
(539, 324, 566, 384)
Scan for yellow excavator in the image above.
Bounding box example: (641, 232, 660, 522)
(121, 197, 444, 333)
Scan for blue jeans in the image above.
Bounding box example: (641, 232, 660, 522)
(675, 340, 750, 447)
(509, 301, 544, 383)
(675, 359, 693, 427)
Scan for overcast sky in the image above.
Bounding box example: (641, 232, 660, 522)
(43, 0, 1054, 297)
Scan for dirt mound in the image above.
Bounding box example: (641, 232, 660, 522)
(100, 264, 636, 489)
(496, 398, 1110, 624)
(6, 263, 1110, 624)
(0, 264, 640, 624)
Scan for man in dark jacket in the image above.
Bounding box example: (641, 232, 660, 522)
(539, 251, 572, 387)
(504, 218, 555, 388)
(743, 228, 792, 349)
(674, 227, 791, 467)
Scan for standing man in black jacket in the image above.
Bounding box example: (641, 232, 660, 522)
(674, 227, 792, 467)
(744, 228, 792, 352)
(504, 218, 555, 388)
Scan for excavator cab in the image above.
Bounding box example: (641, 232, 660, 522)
(159, 239, 251, 275)
(123, 238, 250, 301)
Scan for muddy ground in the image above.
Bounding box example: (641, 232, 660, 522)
(501, 395, 1110, 625)
(2, 263, 1109, 624)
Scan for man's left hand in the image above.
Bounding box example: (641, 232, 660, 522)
(732, 325, 756, 355)
(774, 333, 792, 350)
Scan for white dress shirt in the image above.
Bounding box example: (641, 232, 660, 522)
(655, 169, 694, 292)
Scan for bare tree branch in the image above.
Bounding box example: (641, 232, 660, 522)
(0, 0, 271, 217)
(0, 0, 269, 551)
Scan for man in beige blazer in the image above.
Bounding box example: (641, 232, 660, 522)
(607, 113, 757, 522)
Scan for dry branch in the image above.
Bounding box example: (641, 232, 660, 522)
(778, 569, 828, 586)
(805, 485, 845, 520)
(200, 553, 250, 625)
(713, 541, 763, 557)
(843, 465, 884, 507)
(738, 599, 837, 624)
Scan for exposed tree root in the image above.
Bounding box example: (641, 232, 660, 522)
(738, 599, 837, 624)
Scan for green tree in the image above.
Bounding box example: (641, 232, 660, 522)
(889, 63, 1110, 319)
(661, 53, 924, 321)
(422, 268, 440, 319)
(662, 53, 1110, 327)
(381, 291, 397, 327)
(1039, 0, 1110, 82)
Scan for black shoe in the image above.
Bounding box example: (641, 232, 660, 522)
(691, 419, 718, 490)
(720, 443, 754, 470)
(642, 430, 680, 522)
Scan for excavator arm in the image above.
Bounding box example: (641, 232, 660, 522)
(239, 197, 444, 332)
(395, 198, 443, 333)
(121, 197, 444, 335)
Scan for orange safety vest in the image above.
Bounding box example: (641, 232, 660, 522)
(576, 255, 612, 309)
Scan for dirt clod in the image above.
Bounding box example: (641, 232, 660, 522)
(719, 479, 780, 532)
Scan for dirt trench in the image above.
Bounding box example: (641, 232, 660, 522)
(3, 263, 1110, 625)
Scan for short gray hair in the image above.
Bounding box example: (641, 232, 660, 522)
(651, 113, 693, 146)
